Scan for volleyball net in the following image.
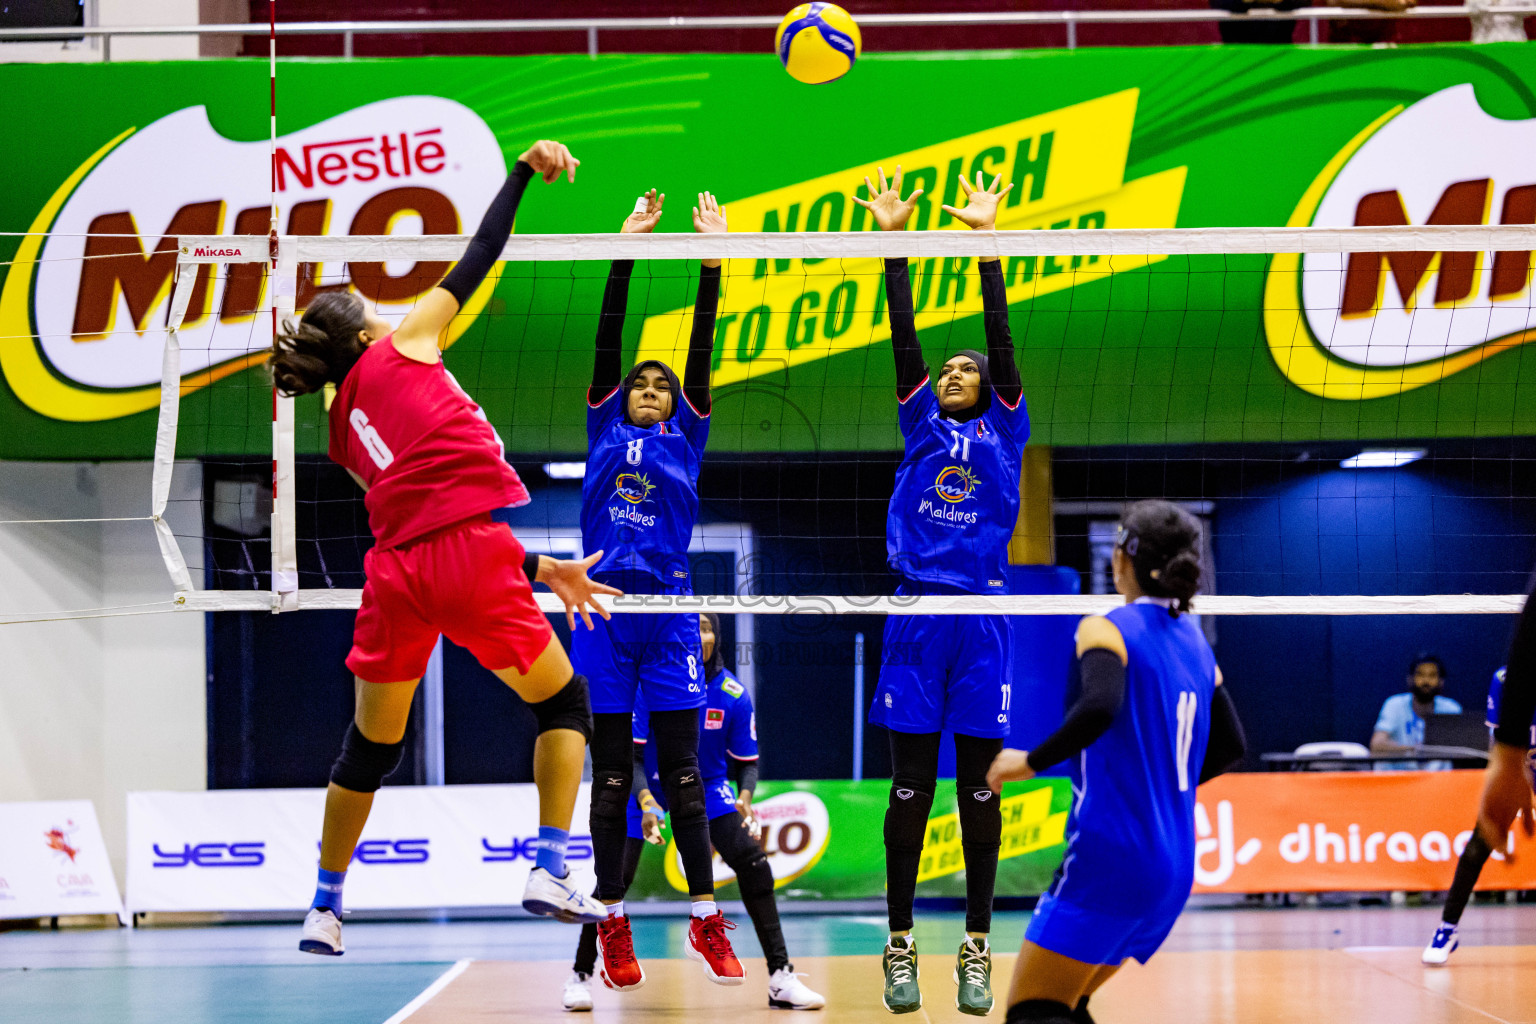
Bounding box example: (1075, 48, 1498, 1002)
(5, 223, 1536, 622)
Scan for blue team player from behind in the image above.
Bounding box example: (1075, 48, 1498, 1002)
(851, 166, 1030, 1016)
(562, 613, 826, 1011)
(988, 501, 1247, 1024)
(1422, 664, 1536, 964)
(575, 189, 744, 987)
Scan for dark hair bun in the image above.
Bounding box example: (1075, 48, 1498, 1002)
(266, 292, 367, 397)
(1157, 551, 1202, 615)
(1120, 499, 1203, 617)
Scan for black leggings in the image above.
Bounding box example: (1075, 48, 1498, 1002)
(573, 811, 791, 975)
(589, 709, 714, 900)
(884, 730, 1005, 935)
(1442, 828, 1497, 926)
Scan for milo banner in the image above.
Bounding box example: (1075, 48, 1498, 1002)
(4, 45, 1536, 458)
(629, 778, 1073, 901)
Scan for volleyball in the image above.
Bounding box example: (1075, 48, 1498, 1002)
(775, 3, 862, 85)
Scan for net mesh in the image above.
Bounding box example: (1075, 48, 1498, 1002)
(4, 225, 1536, 621)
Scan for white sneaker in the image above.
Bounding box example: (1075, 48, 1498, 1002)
(299, 907, 343, 956)
(562, 971, 594, 1012)
(1422, 922, 1459, 965)
(523, 867, 607, 924)
(768, 965, 826, 1010)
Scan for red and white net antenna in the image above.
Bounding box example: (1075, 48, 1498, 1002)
(268, 0, 299, 610)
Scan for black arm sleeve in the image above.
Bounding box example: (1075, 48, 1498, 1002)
(1026, 648, 1126, 773)
(1199, 685, 1247, 783)
(979, 260, 1023, 407)
(631, 742, 650, 803)
(522, 550, 540, 585)
(588, 260, 635, 406)
(728, 757, 759, 795)
(439, 161, 534, 308)
(682, 264, 721, 416)
(1497, 582, 1536, 748)
(885, 258, 928, 401)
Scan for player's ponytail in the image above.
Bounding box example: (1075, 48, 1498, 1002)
(1118, 499, 1202, 617)
(268, 291, 368, 397)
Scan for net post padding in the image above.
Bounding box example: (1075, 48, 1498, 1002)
(270, 237, 300, 611)
(150, 255, 199, 594)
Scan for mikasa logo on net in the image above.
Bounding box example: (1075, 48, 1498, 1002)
(1266, 85, 1536, 400)
(0, 96, 506, 422)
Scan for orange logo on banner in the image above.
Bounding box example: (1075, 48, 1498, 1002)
(1193, 771, 1536, 894)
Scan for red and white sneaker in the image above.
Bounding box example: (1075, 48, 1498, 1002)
(596, 914, 646, 991)
(686, 912, 745, 986)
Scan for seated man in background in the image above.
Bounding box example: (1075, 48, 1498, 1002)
(1371, 654, 1462, 763)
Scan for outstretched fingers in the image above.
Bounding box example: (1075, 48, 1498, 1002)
(877, 165, 890, 194)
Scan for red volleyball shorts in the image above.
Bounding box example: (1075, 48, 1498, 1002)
(347, 514, 554, 683)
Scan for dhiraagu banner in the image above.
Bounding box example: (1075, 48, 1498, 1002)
(3, 45, 1536, 458)
(624, 777, 1072, 902)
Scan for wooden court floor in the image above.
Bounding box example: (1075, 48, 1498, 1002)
(408, 946, 1536, 1024)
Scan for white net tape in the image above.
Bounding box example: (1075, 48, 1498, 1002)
(144, 226, 1536, 618)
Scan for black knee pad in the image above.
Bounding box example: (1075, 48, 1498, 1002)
(330, 722, 404, 793)
(529, 674, 592, 740)
(725, 838, 775, 899)
(885, 781, 935, 852)
(663, 764, 707, 821)
(957, 786, 1003, 847)
(589, 766, 632, 829)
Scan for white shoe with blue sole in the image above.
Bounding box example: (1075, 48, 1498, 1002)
(299, 907, 344, 956)
(523, 866, 606, 924)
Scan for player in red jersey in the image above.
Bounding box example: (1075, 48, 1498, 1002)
(269, 140, 613, 955)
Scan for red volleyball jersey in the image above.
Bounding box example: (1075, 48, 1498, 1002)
(328, 336, 528, 549)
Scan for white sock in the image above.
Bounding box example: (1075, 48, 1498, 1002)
(691, 899, 717, 919)
(606, 901, 625, 918)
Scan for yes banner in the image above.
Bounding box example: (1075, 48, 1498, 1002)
(126, 786, 597, 913)
(0, 800, 125, 921)
(4, 46, 1536, 458)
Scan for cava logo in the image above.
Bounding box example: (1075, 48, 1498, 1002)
(636, 89, 1186, 388)
(1267, 85, 1536, 399)
(0, 97, 506, 422)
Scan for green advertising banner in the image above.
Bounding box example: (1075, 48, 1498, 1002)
(623, 777, 1071, 902)
(4, 45, 1536, 460)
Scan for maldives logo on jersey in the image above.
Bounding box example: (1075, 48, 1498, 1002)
(0, 96, 506, 422)
(929, 465, 980, 504)
(614, 472, 656, 505)
(1265, 85, 1536, 400)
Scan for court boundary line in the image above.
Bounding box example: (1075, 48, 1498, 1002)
(1339, 947, 1511, 1024)
(380, 959, 473, 1024)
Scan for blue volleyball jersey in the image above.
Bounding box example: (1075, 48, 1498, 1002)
(633, 667, 758, 786)
(582, 388, 709, 587)
(1057, 600, 1216, 916)
(886, 383, 1029, 593)
(1486, 666, 1536, 747)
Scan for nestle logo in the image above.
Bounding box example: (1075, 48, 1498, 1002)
(192, 247, 243, 257)
(275, 127, 447, 192)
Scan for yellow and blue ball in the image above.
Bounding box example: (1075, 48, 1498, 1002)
(775, 3, 862, 85)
